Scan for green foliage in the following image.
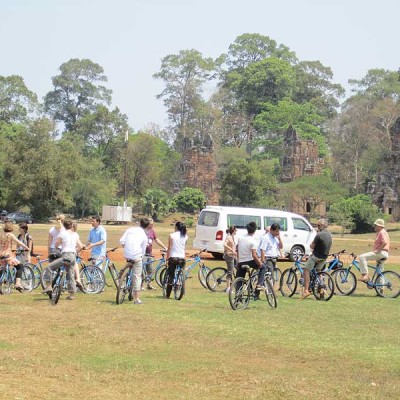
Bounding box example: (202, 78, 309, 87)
(172, 187, 206, 214)
(219, 158, 277, 207)
(328, 194, 382, 234)
(0, 75, 38, 123)
(143, 189, 171, 221)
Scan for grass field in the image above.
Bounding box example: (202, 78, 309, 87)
(1, 219, 400, 399)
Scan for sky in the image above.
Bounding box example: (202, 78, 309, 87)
(1, 0, 399, 131)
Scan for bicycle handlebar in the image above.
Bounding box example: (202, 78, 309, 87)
(189, 248, 207, 258)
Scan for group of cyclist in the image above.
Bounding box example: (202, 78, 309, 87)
(0, 211, 391, 302)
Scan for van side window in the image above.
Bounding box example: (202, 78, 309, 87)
(227, 214, 261, 230)
(264, 217, 287, 231)
(292, 217, 311, 231)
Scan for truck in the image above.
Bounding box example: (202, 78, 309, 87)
(102, 205, 132, 224)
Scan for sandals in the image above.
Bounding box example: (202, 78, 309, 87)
(301, 291, 312, 299)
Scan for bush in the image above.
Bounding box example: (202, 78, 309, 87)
(173, 188, 206, 214)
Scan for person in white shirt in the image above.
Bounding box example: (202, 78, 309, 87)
(47, 214, 65, 258)
(43, 219, 84, 300)
(119, 218, 150, 304)
(257, 223, 283, 276)
(165, 221, 188, 299)
(237, 221, 264, 291)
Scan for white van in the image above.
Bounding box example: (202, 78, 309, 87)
(193, 206, 316, 261)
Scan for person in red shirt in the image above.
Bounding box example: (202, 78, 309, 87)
(359, 219, 390, 282)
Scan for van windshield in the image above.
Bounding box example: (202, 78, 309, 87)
(227, 214, 261, 230)
(198, 211, 219, 227)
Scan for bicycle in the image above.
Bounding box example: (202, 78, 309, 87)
(0, 255, 35, 294)
(333, 252, 400, 298)
(322, 249, 346, 273)
(162, 262, 185, 300)
(228, 265, 277, 310)
(45, 258, 75, 305)
(26, 252, 50, 290)
(142, 250, 168, 288)
(159, 249, 210, 289)
(280, 256, 334, 301)
(77, 255, 106, 294)
(116, 260, 137, 304)
(85, 247, 119, 289)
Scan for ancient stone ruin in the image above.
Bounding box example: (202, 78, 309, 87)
(174, 136, 220, 205)
(369, 117, 400, 220)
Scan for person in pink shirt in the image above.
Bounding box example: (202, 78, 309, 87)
(359, 219, 390, 282)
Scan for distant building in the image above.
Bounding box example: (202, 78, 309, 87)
(174, 136, 220, 205)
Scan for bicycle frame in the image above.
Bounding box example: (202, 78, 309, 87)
(142, 251, 167, 283)
(322, 249, 346, 272)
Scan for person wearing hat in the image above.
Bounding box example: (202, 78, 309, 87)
(358, 219, 390, 282)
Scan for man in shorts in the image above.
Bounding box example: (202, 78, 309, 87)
(302, 218, 332, 299)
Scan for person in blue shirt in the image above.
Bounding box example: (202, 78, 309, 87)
(85, 215, 107, 271)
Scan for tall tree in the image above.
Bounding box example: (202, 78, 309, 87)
(44, 58, 112, 132)
(0, 75, 38, 123)
(153, 49, 215, 148)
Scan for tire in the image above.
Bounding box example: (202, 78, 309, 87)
(198, 264, 211, 289)
(51, 272, 64, 305)
(374, 271, 400, 298)
(116, 268, 130, 304)
(80, 266, 105, 294)
(20, 265, 35, 292)
(280, 268, 298, 297)
(41, 267, 56, 290)
(229, 277, 251, 310)
(162, 270, 169, 298)
(312, 271, 334, 301)
(289, 246, 304, 262)
(264, 279, 277, 309)
(27, 263, 41, 290)
(108, 263, 120, 289)
(206, 267, 228, 292)
(174, 270, 185, 300)
(157, 266, 167, 289)
(332, 268, 357, 296)
(0, 270, 12, 295)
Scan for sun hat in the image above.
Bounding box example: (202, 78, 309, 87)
(373, 219, 385, 228)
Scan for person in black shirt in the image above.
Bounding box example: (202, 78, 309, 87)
(301, 218, 332, 299)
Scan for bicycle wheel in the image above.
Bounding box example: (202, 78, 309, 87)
(162, 270, 170, 298)
(80, 266, 105, 294)
(20, 265, 35, 292)
(374, 271, 400, 298)
(280, 268, 298, 297)
(198, 263, 211, 289)
(157, 266, 167, 289)
(26, 263, 41, 290)
(229, 278, 251, 310)
(332, 268, 357, 296)
(263, 279, 277, 308)
(313, 271, 334, 301)
(0, 270, 12, 295)
(51, 273, 65, 305)
(108, 263, 120, 289)
(116, 268, 131, 304)
(154, 262, 167, 288)
(206, 267, 228, 292)
(174, 270, 185, 300)
(41, 267, 56, 290)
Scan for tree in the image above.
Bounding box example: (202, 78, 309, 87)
(219, 158, 277, 207)
(278, 175, 347, 218)
(173, 187, 206, 214)
(143, 189, 171, 221)
(153, 49, 216, 148)
(0, 75, 38, 123)
(328, 194, 382, 234)
(224, 33, 297, 71)
(44, 58, 112, 132)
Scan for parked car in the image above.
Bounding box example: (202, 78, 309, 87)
(4, 212, 33, 224)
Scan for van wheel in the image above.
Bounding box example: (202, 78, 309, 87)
(289, 246, 304, 262)
(211, 252, 224, 260)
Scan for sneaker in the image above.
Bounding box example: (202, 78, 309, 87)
(224, 287, 230, 293)
(141, 286, 146, 292)
(147, 284, 156, 290)
(42, 287, 52, 294)
(66, 295, 75, 300)
(256, 285, 265, 290)
(134, 299, 143, 304)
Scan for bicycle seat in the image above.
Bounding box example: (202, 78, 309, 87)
(241, 265, 251, 270)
